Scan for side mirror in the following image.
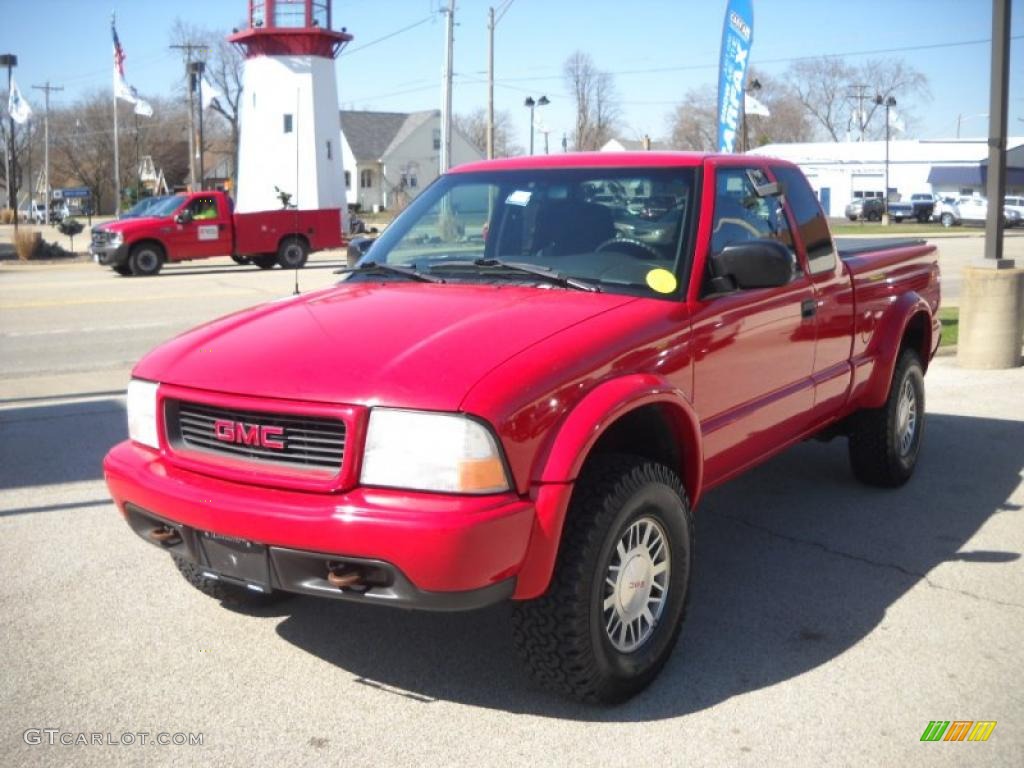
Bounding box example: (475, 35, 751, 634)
(708, 239, 796, 292)
(175, 211, 192, 225)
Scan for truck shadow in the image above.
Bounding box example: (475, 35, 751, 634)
(153, 259, 349, 278)
(274, 412, 1023, 720)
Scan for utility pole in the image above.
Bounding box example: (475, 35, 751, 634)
(440, 0, 455, 173)
(190, 61, 206, 190)
(1, 53, 17, 231)
(32, 81, 63, 223)
(487, 1, 515, 160)
(848, 84, 870, 140)
(170, 42, 208, 190)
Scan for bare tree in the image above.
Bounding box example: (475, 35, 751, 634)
(564, 51, 620, 150)
(667, 85, 717, 151)
(787, 56, 929, 141)
(453, 108, 522, 157)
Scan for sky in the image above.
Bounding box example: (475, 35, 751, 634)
(1, 0, 1022, 149)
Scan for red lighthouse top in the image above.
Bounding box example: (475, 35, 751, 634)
(228, 0, 352, 59)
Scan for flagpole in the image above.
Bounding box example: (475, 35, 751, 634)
(111, 16, 121, 217)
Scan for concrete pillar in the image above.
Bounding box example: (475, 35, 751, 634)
(957, 265, 1024, 369)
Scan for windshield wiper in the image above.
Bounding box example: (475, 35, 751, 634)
(432, 258, 599, 292)
(334, 260, 444, 283)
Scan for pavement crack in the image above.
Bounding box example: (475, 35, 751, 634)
(717, 512, 1024, 611)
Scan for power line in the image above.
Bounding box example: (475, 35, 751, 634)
(339, 15, 435, 57)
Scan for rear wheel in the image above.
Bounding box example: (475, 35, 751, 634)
(277, 236, 309, 269)
(252, 254, 277, 269)
(867, 210, 882, 222)
(848, 349, 925, 487)
(173, 556, 287, 607)
(129, 243, 163, 276)
(512, 454, 693, 704)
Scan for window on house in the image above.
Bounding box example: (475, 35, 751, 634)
(410, 175, 418, 188)
(283, 114, 293, 133)
(433, 128, 441, 151)
(326, 140, 332, 160)
(360, 169, 374, 189)
(344, 171, 351, 189)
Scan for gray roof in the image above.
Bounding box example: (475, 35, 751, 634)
(610, 137, 673, 152)
(340, 110, 440, 163)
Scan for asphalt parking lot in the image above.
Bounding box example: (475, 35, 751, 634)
(1, 245, 1022, 767)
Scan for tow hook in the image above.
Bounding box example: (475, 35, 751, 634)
(149, 525, 181, 546)
(326, 565, 362, 589)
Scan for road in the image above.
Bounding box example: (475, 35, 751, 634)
(1, 248, 1022, 767)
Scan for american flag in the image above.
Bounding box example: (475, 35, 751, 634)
(112, 19, 126, 77)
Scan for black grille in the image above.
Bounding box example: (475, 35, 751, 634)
(167, 400, 346, 472)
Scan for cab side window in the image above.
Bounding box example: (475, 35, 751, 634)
(773, 165, 836, 275)
(711, 168, 794, 257)
(189, 197, 219, 221)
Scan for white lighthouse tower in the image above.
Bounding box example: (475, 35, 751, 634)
(229, 0, 351, 216)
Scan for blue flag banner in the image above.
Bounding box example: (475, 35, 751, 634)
(717, 0, 754, 153)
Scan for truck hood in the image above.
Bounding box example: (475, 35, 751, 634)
(134, 282, 637, 410)
(95, 216, 174, 236)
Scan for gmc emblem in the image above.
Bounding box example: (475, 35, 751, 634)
(213, 419, 285, 449)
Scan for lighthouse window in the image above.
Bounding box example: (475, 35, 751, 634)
(283, 114, 293, 133)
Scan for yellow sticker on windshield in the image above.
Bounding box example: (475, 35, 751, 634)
(646, 268, 678, 294)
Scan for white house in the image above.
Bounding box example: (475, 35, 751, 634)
(600, 136, 673, 152)
(339, 110, 483, 211)
(748, 138, 1024, 217)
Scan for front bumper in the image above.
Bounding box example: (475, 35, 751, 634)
(91, 241, 128, 266)
(103, 440, 536, 610)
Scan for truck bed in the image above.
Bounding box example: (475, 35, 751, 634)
(835, 237, 927, 258)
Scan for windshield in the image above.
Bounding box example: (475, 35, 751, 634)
(357, 167, 697, 299)
(144, 195, 186, 218)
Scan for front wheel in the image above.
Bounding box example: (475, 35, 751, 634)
(129, 243, 163, 276)
(848, 349, 925, 487)
(512, 454, 693, 704)
(112, 264, 132, 276)
(940, 212, 955, 228)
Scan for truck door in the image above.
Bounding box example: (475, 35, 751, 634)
(772, 165, 855, 418)
(166, 194, 231, 261)
(690, 163, 817, 486)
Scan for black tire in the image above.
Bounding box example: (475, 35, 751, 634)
(867, 211, 882, 223)
(277, 236, 309, 269)
(129, 243, 163, 276)
(848, 348, 925, 487)
(940, 212, 955, 228)
(512, 454, 693, 704)
(252, 254, 277, 269)
(173, 556, 287, 607)
(894, 216, 904, 223)
(847, 215, 857, 222)
(917, 213, 930, 224)
(112, 264, 132, 276)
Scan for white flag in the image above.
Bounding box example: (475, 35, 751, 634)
(888, 109, 905, 134)
(201, 78, 225, 110)
(134, 98, 153, 117)
(744, 92, 770, 118)
(114, 72, 137, 103)
(7, 77, 32, 125)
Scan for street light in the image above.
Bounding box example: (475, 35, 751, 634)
(875, 94, 896, 224)
(741, 77, 761, 153)
(524, 95, 549, 155)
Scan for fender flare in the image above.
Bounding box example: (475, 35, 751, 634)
(859, 292, 933, 409)
(513, 374, 703, 600)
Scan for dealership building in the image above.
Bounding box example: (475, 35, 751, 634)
(748, 138, 1024, 217)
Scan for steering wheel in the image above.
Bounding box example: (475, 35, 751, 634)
(595, 237, 662, 261)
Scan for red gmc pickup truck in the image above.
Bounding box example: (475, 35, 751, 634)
(103, 153, 940, 703)
(90, 190, 343, 276)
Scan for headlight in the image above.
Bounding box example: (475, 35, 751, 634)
(126, 379, 160, 449)
(109, 232, 123, 246)
(360, 409, 510, 494)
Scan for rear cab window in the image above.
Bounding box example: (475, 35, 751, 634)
(772, 165, 836, 276)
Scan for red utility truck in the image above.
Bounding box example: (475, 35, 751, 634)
(103, 153, 941, 703)
(90, 190, 343, 275)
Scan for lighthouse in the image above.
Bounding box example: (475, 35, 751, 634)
(229, 1, 352, 217)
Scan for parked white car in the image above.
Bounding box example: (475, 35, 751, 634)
(953, 196, 1021, 228)
(932, 196, 960, 227)
(1005, 195, 1024, 223)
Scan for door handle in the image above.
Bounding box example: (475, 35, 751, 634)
(801, 299, 817, 319)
